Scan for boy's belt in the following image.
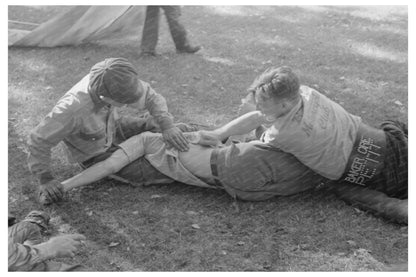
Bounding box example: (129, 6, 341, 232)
(210, 148, 224, 188)
(340, 123, 386, 186)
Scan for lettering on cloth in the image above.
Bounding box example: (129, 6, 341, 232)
(343, 135, 383, 186)
(301, 93, 330, 137)
(301, 121, 314, 137)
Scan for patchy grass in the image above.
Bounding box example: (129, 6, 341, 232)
(8, 6, 407, 271)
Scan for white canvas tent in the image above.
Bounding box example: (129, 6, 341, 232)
(8, 6, 144, 47)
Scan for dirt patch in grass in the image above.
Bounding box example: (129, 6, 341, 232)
(8, 6, 407, 271)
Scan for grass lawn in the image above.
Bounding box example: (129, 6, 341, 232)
(8, 5, 407, 271)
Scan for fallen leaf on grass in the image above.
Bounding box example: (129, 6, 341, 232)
(191, 224, 201, 229)
(150, 194, 165, 199)
(186, 211, 198, 216)
(353, 208, 362, 214)
(394, 100, 403, 106)
(347, 240, 357, 247)
(108, 242, 120, 247)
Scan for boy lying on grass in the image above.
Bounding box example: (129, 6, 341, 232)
(48, 125, 407, 224)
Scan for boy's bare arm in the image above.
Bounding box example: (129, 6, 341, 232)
(202, 111, 266, 142)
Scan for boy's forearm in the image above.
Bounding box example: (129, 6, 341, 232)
(213, 111, 265, 140)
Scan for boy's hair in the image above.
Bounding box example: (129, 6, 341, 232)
(248, 66, 300, 102)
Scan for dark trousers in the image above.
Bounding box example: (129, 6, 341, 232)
(353, 120, 408, 199)
(140, 6, 189, 52)
(328, 120, 408, 223)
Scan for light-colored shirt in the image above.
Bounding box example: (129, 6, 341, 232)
(261, 85, 362, 180)
(27, 74, 174, 177)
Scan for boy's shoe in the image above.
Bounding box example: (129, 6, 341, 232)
(176, 45, 201, 54)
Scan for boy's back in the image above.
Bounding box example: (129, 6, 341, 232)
(261, 85, 362, 180)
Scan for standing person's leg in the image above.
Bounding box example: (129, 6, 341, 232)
(161, 6, 187, 49)
(140, 6, 161, 55)
(161, 6, 200, 53)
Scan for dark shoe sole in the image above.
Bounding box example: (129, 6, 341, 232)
(177, 46, 201, 54)
(139, 51, 159, 58)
